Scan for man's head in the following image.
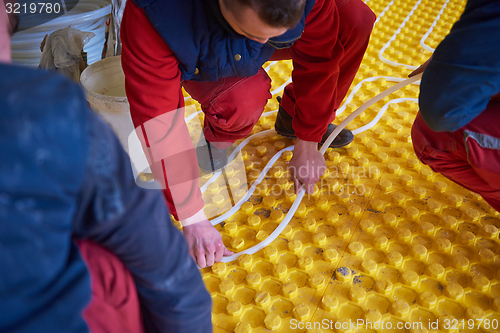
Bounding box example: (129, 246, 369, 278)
(1, 0, 18, 63)
(219, 0, 306, 44)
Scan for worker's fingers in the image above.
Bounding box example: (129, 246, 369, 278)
(214, 245, 224, 263)
(194, 245, 207, 268)
(205, 249, 215, 267)
(294, 178, 303, 194)
(223, 247, 234, 256)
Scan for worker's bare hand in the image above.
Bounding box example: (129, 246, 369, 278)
(183, 219, 233, 268)
(409, 56, 433, 77)
(289, 139, 326, 194)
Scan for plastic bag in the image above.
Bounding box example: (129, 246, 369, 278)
(39, 27, 95, 82)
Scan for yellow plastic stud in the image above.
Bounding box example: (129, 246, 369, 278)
(336, 267, 352, 282)
(231, 237, 245, 250)
(326, 210, 340, 223)
(246, 272, 262, 287)
(212, 194, 225, 205)
(255, 291, 271, 307)
(427, 198, 442, 212)
(392, 192, 406, 204)
(361, 259, 378, 273)
(212, 262, 227, 276)
(282, 282, 299, 298)
(396, 228, 412, 242)
(406, 206, 420, 219)
(400, 174, 413, 186)
(445, 283, 464, 300)
(420, 222, 435, 235)
(433, 181, 447, 193)
(443, 215, 458, 229)
(413, 187, 426, 199)
(255, 145, 267, 156)
(264, 313, 281, 330)
(358, 157, 369, 166)
(375, 279, 393, 295)
(482, 224, 499, 239)
(466, 306, 486, 321)
(336, 226, 351, 239)
(241, 201, 254, 213)
(387, 251, 403, 267)
(322, 295, 339, 312)
(384, 213, 397, 226)
(227, 301, 243, 316)
(324, 249, 339, 263)
(435, 238, 451, 252)
(349, 286, 367, 302)
(264, 246, 278, 260)
(411, 244, 427, 259)
(453, 255, 469, 271)
(238, 254, 253, 268)
(479, 248, 495, 264)
(402, 271, 419, 287)
(273, 263, 287, 279)
(247, 215, 261, 227)
(256, 230, 269, 241)
(407, 158, 420, 169)
(418, 291, 437, 309)
(427, 263, 445, 279)
(293, 303, 310, 321)
(224, 222, 238, 236)
(374, 236, 388, 250)
(391, 300, 410, 317)
(377, 152, 389, 162)
(472, 275, 490, 291)
(387, 163, 400, 173)
(313, 232, 327, 245)
(448, 194, 463, 207)
(303, 218, 317, 231)
(298, 257, 314, 271)
(395, 147, 408, 157)
(365, 310, 382, 324)
(310, 273, 326, 289)
(348, 204, 362, 216)
(420, 168, 433, 180)
(219, 279, 235, 295)
(465, 208, 480, 221)
(348, 242, 364, 256)
(460, 231, 475, 245)
(360, 219, 375, 232)
(263, 196, 275, 208)
(288, 239, 303, 253)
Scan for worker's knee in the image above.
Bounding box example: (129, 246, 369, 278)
(209, 68, 272, 131)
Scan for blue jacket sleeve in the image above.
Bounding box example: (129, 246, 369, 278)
(0, 65, 91, 333)
(72, 110, 212, 333)
(419, 0, 500, 132)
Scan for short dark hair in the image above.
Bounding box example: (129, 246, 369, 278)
(223, 0, 306, 28)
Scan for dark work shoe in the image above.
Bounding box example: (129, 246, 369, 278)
(275, 96, 354, 148)
(196, 136, 228, 173)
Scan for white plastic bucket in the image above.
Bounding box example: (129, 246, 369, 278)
(80, 55, 134, 152)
